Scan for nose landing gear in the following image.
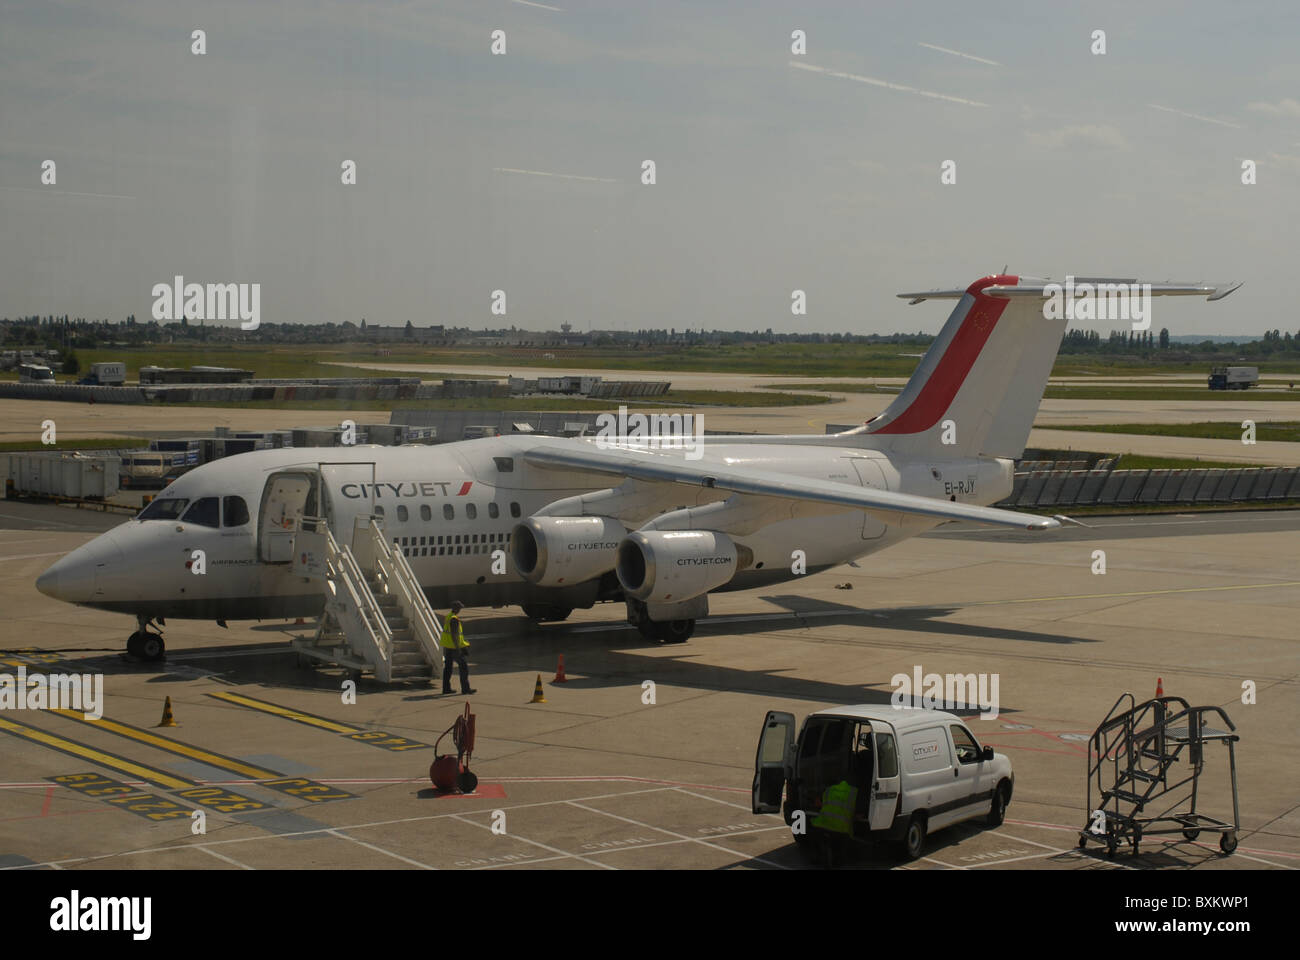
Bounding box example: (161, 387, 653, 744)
(127, 615, 166, 661)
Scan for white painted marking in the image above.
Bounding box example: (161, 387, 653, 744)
(198, 845, 255, 870)
(450, 813, 616, 870)
(326, 828, 436, 869)
(567, 800, 790, 869)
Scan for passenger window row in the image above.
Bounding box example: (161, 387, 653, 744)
(375, 501, 521, 522)
(399, 531, 512, 559)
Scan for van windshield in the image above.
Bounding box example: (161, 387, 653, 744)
(137, 498, 188, 520)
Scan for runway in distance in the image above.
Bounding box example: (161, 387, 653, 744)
(36, 274, 1239, 658)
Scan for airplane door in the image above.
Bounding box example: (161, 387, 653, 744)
(319, 462, 376, 530)
(849, 458, 888, 540)
(752, 710, 796, 814)
(258, 471, 316, 563)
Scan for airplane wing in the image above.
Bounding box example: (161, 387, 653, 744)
(524, 443, 1060, 531)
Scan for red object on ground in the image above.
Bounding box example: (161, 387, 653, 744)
(554, 654, 567, 683)
(430, 756, 460, 792)
(1156, 677, 1164, 698)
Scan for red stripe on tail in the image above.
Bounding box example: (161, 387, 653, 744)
(874, 274, 1016, 435)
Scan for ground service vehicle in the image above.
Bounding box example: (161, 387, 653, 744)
(752, 705, 1014, 864)
(79, 361, 126, 386)
(18, 363, 55, 383)
(1208, 365, 1258, 390)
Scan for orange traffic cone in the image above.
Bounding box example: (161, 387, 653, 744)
(553, 654, 568, 684)
(157, 696, 178, 727)
(529, 674, 547, 703)
(1155, 677, 1164, 698)
(294, 618, 306, 625)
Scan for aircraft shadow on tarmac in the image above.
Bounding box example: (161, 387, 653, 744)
(36, 590, 1095, 709)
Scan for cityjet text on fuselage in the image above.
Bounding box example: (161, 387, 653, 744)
(339, 480, 473, 500)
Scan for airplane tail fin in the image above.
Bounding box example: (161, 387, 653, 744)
(846, 274, 1240, 460)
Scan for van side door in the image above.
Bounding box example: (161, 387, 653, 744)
(752, 711, 795, 815)
(868, 727, 901, 832)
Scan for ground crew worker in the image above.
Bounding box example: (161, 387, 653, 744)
(812, 778, 858, 866)
(812, 779, 857, 835)
(440, 601, 476, 695)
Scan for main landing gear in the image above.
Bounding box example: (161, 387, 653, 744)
(126, 615, 166, 661)
(627, 599, 695, 644)
(522, 604, 573, 623)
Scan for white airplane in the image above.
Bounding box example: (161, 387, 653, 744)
(36, 274, 1238, 660)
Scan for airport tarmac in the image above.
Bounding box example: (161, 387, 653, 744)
(1, 503, 1296, 870)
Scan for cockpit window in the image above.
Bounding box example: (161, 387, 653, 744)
(223, 496, 250, 527)
(137, 498, 188, 521)
(182, 497, 220, 528)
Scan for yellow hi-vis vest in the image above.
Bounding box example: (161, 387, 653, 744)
(812, 780, 857, 835)
(440, 613, 468, 650)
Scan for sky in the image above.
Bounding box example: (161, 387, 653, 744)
(2, 0, 1298, 337)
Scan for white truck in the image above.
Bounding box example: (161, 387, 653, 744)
(82, 361, 127, 386)
(753, 705, 1014, 864)
(1208, 365, 1258, 390)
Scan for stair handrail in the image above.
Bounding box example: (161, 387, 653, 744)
(363, 523, 444, 673)
(319, 520, 393, 681)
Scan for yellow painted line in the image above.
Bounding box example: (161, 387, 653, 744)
(0, 715, 195, 790)
(50, 710, 280, 780)
(206, 691, 360, 733)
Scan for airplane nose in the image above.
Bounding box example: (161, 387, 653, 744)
(36, 534, 124, 604)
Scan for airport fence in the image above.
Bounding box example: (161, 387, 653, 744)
(996, 466, 1300, 508)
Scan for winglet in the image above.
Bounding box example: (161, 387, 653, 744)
(1207, 281, 1243, 302)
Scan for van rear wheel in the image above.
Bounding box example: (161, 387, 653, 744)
(899, 814, 927, 861)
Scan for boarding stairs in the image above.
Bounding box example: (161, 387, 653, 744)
(1080, 694, 1240, 857)
(291, 516, 444, 684)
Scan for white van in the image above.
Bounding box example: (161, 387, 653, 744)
(752, 705, 1014, 862)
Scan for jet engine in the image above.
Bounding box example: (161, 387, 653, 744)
(510, 516, 627, 586)
(616, 530, 739, 604)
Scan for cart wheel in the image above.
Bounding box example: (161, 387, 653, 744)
(1105, 839, 1117, 858)
(455, 769, 478, 794)
(1181, 828, 1200, 842)
(1078, 835, 1088, 849)
(1219, 832, 1237, 855)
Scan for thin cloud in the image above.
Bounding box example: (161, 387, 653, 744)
(917, 42, 1001, 67)
(493, 167, 618, 183)
(2, 186, 136, 200)
(1148, 103, 1241, 129)
(1026, 124, 1129, 151)
(510, 0, 564, 10)
(789, 61, 987, 108)
(1246, 97, 1300, 117)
